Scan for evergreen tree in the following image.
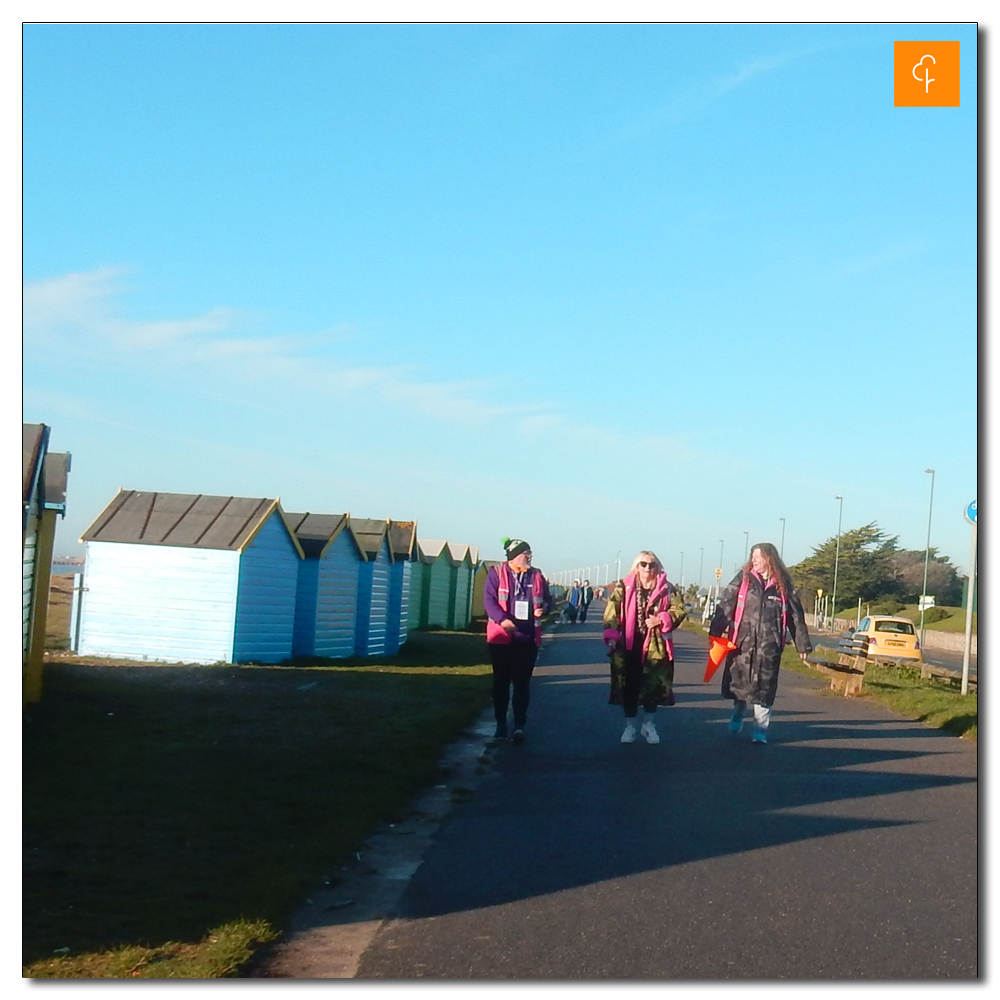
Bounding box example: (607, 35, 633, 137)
(789, 523, 900, 610)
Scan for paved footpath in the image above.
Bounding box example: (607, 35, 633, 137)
(263, 610, 979, 979)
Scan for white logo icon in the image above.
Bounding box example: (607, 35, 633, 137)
(912, 54, 936, 93)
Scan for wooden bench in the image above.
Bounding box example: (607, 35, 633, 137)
(919, 663, 978, 691)
(807, 652, 868, 697)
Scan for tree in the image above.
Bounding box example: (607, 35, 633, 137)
(788, 523, 900, 610)
(885, 548, 965, 606)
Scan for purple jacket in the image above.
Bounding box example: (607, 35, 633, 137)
(484, 563, 552, 644)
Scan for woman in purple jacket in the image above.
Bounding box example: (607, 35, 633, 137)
(483, 538, 552, 744)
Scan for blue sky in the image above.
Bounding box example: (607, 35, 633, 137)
(22, 20, 979, 585)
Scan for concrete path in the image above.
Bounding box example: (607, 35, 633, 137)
(261, 611, 979, 979)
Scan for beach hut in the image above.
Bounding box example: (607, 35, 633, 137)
(22, 423, 71, 701)
(285, 511, 362, 660)
(385, 520, 417, 656)
(350, 518, 392, 657)
(446, 543, 480, 629)
(412, 539, 451, 629)
(77, 490, 303, 665)
(471, 560, 502, 619)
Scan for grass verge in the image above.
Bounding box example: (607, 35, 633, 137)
(24, 632, 492, 978)
(811, 645, 977, 742)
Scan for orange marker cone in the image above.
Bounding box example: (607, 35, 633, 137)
(704, 636, 737, 682)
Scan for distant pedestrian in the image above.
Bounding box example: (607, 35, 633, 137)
(603, 552, 686, 744)
(484, 538, 552, 744)
(709, 542, 811, 744)
(567, 580, 581, 623)
(578, 579, 594, 622)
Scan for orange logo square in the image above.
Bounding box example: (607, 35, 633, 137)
(894, 41, 960, 107)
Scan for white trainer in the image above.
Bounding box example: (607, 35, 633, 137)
(640, 720, 660, 744)
(621, 722, 637, 743)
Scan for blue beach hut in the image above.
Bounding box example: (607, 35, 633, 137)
(286, 511, 363, 660)
(350, 518, 393, 657)
(385, 520, 417, 656)
(77, 490, 303, 665)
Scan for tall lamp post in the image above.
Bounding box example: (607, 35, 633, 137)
(779, 517, 786, 559)
(678, 552, 684, 589)
(743, 531, 749, 565)
(698, 547, 704, 593)
(831, 495, 844, 630)
(919, 468, 936, 649)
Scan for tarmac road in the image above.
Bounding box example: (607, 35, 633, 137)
(352, 613, 977, 979)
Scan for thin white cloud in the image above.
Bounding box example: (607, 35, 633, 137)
(22, 267, 694, 460)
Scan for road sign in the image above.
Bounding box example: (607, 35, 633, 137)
(714, 568, 722, 579)
(919, 595, 935, 610)
(965, 500, 977, 525)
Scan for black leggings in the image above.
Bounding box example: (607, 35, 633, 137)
(489, 641, 539, 729)
(622, 641, 657, 718)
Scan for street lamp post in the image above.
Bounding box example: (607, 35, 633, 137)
(831, 495, 844, 630)
(743, 531, 749, 565)
(779, 517, 786, 559)
(679, 552, 684, 589)
(615, 550, 621, 583)
(919, 468, 936, 649)
(698, 547, 704, 594)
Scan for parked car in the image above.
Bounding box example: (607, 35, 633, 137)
(853, 615, 923, 662)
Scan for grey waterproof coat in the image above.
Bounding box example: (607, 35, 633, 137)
(709, 571, 812, 707)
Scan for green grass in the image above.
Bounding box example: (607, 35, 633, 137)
(845, 602, 976, 633)
(24, 632, 492, 978)
(810, 644, 976, 741)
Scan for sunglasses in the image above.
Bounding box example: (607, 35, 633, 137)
(638, 561, 657, 569)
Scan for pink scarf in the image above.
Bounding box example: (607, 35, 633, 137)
(605, 571, 676, 659)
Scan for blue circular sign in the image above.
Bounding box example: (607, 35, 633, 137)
(965, 500, 977, 524)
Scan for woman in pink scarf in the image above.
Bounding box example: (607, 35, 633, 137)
(603, 551, 686, 744)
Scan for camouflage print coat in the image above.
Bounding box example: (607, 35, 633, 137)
(709, 571, 811, 707)
(603, 573, 687, 707)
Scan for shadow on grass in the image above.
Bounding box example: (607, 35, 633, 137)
(23, 646, 492, 971)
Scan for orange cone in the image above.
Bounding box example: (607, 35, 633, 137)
(704, 636, 737, 682)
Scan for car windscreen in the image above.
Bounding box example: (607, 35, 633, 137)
(874, 621, 915, 635)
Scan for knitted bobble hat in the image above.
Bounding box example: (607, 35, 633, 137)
(502, 537, 531, 560)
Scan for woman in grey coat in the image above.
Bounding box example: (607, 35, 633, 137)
(709, 542, 811, 744)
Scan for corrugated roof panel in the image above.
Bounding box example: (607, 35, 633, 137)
(349, 518, 388, 560)
(81, 491, 280, 550)
(285, 512, 349, 558)
(387, 520, 417, 560)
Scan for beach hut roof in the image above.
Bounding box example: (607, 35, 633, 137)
(41, 453, 71, 513)
(446, 542, 479, 566)
(387, 520, 418, 560)
(22, 423, 49, 505)
(348, 517, 389, 561)
(285, 511, 350, 558)
(416, 538, 448, 563)
(81, 490, 303, 554)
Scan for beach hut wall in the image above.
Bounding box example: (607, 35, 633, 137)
(286, 512, 360, 660)
(350, 518, 392, 657)
(77, 491, 302, 665)
(386, 520, 417, 656)
(445, 543, 479, 629)
(471, 560, 502, 618)
(22, 423, 71, 702)
(406, 558, 426, 631)
(416, 539, 451, 628)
